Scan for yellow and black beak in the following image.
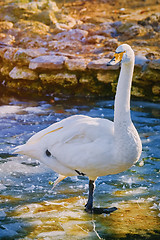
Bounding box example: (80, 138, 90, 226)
(107, 51, 125, 66)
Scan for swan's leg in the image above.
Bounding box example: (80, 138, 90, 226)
(85, 179, 118, 214)
(49, 174, 66, 190)
(85, 179, 95, 212)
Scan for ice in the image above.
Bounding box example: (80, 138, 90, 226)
(125, 187, 147, 195)
(25, 106, 44, 114)
(0, 183, 7, 191)
(0, 222, 24, 238)
(25, 185, 35, 191)
(0, 157, 49, 178)
(37, 231, 65, 238)
(120, 175, 135, 188)
(0, 209, 6, 218)
(0, 98, 159, 239)
(0, 228, 17, 238)
(150, 203, 160, 210)
(0, 105, 21, 117)
(139, 160, 144, 167)
(31, 220, 43, 226)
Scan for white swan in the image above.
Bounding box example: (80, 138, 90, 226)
(14, 44, 142, 213)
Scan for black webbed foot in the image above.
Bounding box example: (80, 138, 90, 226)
(85, 207, 117, 214)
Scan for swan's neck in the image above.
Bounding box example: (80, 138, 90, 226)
(114, 60, 134, 124)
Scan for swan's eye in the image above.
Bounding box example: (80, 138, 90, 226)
(46, 149, 51, 157)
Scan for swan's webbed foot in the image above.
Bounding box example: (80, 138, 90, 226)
(86, 207, 117, 214)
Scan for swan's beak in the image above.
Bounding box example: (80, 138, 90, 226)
(107, 51, 125, 66)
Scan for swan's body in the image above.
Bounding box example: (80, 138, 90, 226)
(14, 44, 142, 213)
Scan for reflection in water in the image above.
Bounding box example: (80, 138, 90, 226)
(0, 98, 160, 239)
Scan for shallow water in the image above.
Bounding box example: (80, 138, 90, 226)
(0, 97, 160, 239)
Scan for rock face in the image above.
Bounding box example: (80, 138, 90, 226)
(88, 59, 119, 70)
(39, 73, 77, 85)
(9, 67, 38, 80)
(29, 55, 66, 70)
(65, 58, 88, 71)
(0, 0, 159, 101)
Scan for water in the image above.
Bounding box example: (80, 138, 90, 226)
(0, 97, 159, 239)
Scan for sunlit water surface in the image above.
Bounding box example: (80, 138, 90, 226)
(0, 98, 159, 240)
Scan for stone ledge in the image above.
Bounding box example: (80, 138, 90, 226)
(88, 59, 119, 70)
(9, 66, 38, 80)
(29, 55, 67, 70)
(65, 58, 89, 71)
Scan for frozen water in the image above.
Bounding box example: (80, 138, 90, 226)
(0, 105, 22, 117)
(0, 98, 159, 239)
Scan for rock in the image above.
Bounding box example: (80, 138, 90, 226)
(85, 35, 105, 44)
(138, 13, 160, 32)
(1, 65, 12, 76)
(16, 1, 43, 11)
(50, 40, 82, 54)
(148, 59, 160, 70)
(33, 10, 57, 26)
(2, 47, 18, 62)
(104, 38, 119, 51)
(131, 86, 145, 98)
(9, 66, 38, 80)
(127, 25, 145, 38)
(79, 75, 93, 83)
(116, 22, 134, 33)
(96, 22, 117, 37)
(29, 1, 60, 25)
(17, 0, 59, 13)
(48, 1, 60, 12)
(152, 85, 160, 95)
(15, 20, 50, 36)
(0, 21, 13, 31)
(54, 29, 88, 42)
(0, 0, 60, 27)
(54, 14, 77, 29)
(65, 58, 89, 71)
(17, 37, 49, 49)
(140, 68, 160, 82)
(97, 71, 119, 83)
(39, 73, 77, 85)
(87, 58, 119, 70)
(0, 0, 159, 102)
(0, 33, 15, 45)
(117, 22, 146, 39)
(76, 23, 97, 32)
(145, 52, 156, 60)
(133, 40, 148, 46)
(13, 48, 47, 65)
(29, 55, 67, 70)
(81, 44, 100, 55)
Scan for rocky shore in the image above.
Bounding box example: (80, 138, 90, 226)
(0, 0, 159, 101)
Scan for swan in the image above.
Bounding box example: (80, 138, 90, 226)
(14, 44, 142, 214)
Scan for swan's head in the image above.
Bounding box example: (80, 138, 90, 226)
(107, 44, 134, 65)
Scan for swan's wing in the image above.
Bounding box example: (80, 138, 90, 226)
(42, 115, 113, 146)
(26, 115, 88, 145)
(27, 114, 113, 146)
(46, 115, 114, 176)
(15, 115, 114, 178)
